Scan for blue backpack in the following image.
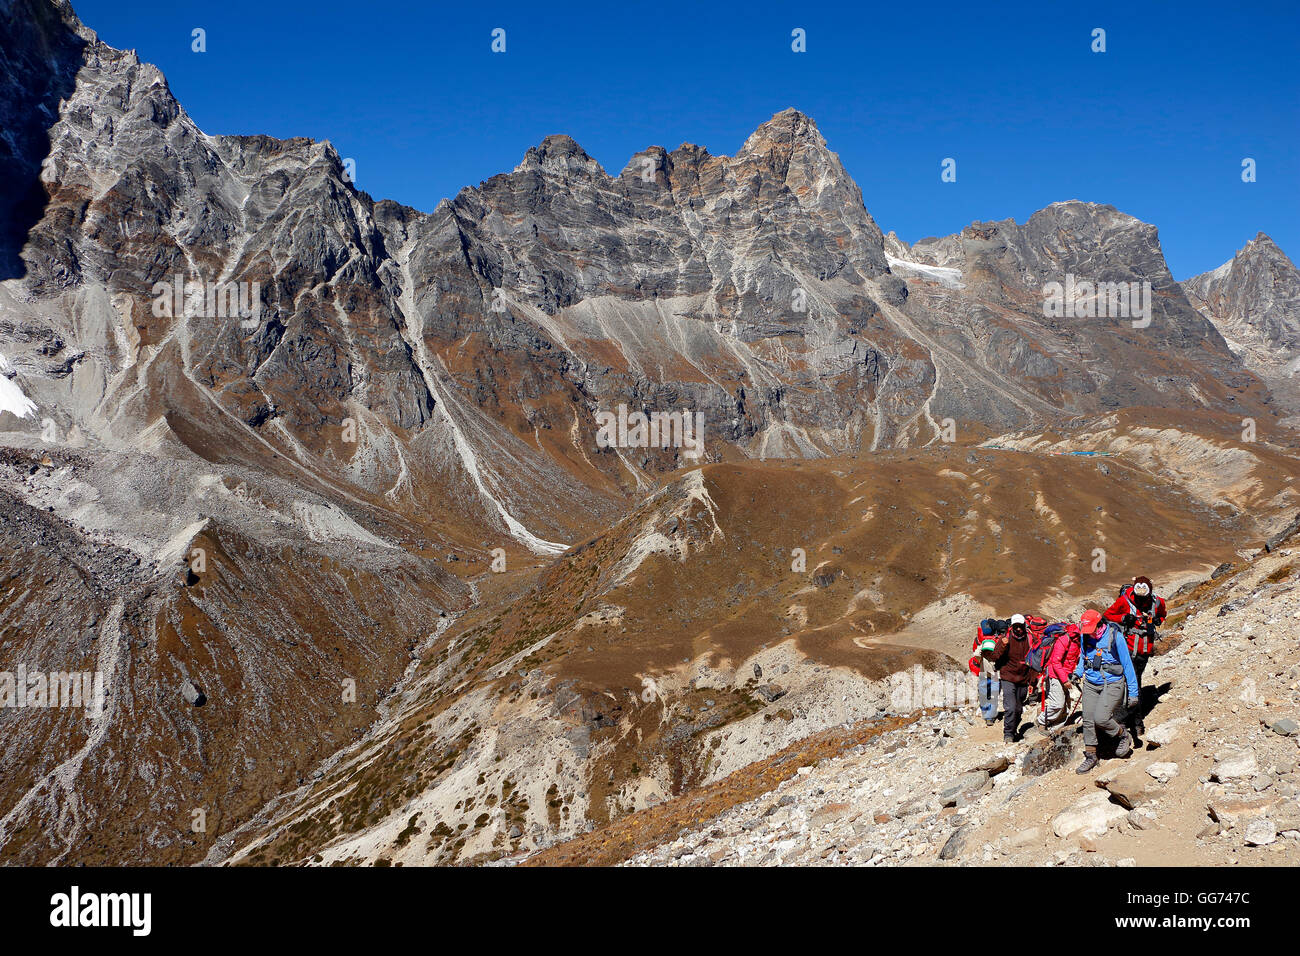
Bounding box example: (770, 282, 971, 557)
(1025, 622, 1067, 673)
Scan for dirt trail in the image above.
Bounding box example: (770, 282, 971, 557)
(525, 540, 1300, 867)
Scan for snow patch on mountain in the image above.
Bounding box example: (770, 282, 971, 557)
(0, 353, 36, 419)
(885, 254, 965, 289)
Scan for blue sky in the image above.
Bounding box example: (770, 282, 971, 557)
(74, 0, 1299, 278)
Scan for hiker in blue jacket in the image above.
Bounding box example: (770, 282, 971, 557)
(1072, 608, 1140, 774)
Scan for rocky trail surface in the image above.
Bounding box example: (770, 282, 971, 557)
(529, 540, 1300, 867)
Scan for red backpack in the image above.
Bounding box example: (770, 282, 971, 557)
(967, 619, 1001, 675)
(1020, 616, 1051, 689)
(1024, 619, 1058, 673)
(1025, 614, 1049, 646)
(1115, 586, 1163, 657)
(1126, 631, 1155, 657)
(1026, 621, 1080, 672)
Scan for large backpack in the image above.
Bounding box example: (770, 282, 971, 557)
(1024, 619, 1061, 674)
(1124, 627, 1156, 658)
(968, 618, 1003, 675)
(1025, 614, 1049, 646)
(1034, 623, 1082, 705)
(1115, 586, 1160, 656)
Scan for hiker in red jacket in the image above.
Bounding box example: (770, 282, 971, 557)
(983, 613, 1033, 744)
(1034, 622, 1081, 733)
(1103, 575, 1166, 742)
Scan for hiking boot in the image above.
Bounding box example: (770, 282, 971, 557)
(1075, 752, 1099, 774)
(1115, 734, 1133, 758)
(984, 718, 996, 727)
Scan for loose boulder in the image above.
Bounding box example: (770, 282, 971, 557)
(1052, 792, 1128, 840)
(938, 825, 974, 861)
(1128, 807, 1158, 830)
(1270, 718, 1299, 737)
(938, 771, 990, 808)
(1100, 765, 1162, 810)
(1243, 819, 1277, 846)
(972, 755, 1011, 776)
(1144, 717, 1188, 748)
(1022, 730, 1082, 776)
(1211, 750, 1258, 782)
(1270, 799, 1300, 834)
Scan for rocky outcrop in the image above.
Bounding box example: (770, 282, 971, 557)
(0, 0, 91, 279)
(1182, 233, 1300, 417)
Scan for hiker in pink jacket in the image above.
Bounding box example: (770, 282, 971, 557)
(1035, 622, 1081, 733)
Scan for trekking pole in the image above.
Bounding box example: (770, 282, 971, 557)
(1061, 682, 1083, 731)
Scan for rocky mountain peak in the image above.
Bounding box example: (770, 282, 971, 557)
(1241, 231, 1290, 265)
(1021, 202, 1161, 257)
(10, 0, 96, 42)
(1027, 199, 1128, 227)
(0, 0, 93, 276)
(736, 107, 847, 185)
(740, 107, 826, 152)
(883, 231, 911, 258)
(1181, 232, 1300, 413)
(949, 201, 1171, 289)
(617, 144, 670, 182)
(513, 133, 605, 180)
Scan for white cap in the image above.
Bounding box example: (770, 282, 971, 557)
(1010, 613, 1026, 626)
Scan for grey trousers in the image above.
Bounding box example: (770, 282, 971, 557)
(1081, 679, 1127, 748)
(1037, 678, 1071, 728)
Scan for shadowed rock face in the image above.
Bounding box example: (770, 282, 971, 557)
(1182, 233, 1300, 416)
(1, 0, 1298, 866)
(0, 0, 88, 279)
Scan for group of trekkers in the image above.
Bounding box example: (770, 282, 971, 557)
(970, 576, 1167, 774)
